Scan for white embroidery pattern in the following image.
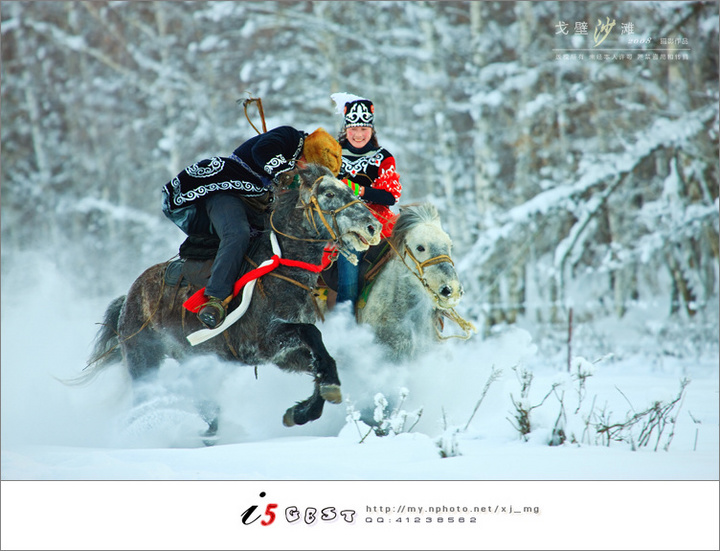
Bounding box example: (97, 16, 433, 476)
(263, 135, 304, 175)
(169, 176, 265, 207)
(342, 151, 385, 177)
(185, 157, 225, 178)
(345, 102, 373, 125)
(263, 154, 288, 174)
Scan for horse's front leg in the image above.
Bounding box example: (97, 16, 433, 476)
(266, 322, 342, 426)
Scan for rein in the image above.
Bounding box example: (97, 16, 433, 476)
(184, 177, 366, 345)
(270, 176, 364, 262)
(184, 231, 334, 346)
(436, 308, 478, 341)
(183, 232, 333, 314)
(278, 177, 363, 241)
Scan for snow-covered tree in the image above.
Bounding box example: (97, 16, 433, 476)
(2, 0, 717, 330)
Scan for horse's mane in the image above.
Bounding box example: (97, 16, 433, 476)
(390, 202, 441, 248)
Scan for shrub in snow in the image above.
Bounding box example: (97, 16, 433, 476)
(594, 378, 690, 451)
(436, 426, 461, 458)
(345, 388, 423, 442)
(512, 355, 691, 451)
(507, 365, 560, 442)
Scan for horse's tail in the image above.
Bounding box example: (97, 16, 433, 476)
(63, 295, 126, 386)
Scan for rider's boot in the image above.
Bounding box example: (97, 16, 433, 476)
(198, 297, 227, 329)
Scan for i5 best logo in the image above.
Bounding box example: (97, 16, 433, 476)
(241, 492, 356, 526)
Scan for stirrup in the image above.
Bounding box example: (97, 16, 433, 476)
(198, 297, 227, 329)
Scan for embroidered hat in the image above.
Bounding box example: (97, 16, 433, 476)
(303, 128, 342, 176)
(343, 99, 374, 128)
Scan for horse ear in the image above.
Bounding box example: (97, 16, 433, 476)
(295, 179, 313, 208)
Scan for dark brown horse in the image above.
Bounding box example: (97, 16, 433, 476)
(84, 165, 381, 433)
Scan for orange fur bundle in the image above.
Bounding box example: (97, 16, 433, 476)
(303, 128, 342, 176)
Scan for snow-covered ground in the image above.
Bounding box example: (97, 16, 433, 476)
(1, 251, 718, 549)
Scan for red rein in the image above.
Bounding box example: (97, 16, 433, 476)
(183, 247, 336, 313)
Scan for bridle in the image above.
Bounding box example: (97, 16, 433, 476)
(385, 232, 477, 341)
(270, 176, 365, 251)
(385, 237, 455, 307)
(403, 245, 455, 281)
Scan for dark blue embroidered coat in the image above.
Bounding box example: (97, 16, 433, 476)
(162, 126, 305, 232)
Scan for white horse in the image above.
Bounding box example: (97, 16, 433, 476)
(357, 203, 475, 360)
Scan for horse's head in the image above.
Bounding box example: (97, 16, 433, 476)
(297, 164, 381, 262)
(391, 203, 464, 309)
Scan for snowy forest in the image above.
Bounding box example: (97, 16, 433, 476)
(2, 0, 718, 342)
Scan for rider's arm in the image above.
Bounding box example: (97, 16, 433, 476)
(250, 126, 305, 181)
(366, 155, 401, 204)
(361, 185, 396, 205)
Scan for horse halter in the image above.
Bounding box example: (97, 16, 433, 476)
(390, 235, 477, 340)
(386, 237, 455, 306)
(269, 176, 364, 245)
(403, 245, 454, 279)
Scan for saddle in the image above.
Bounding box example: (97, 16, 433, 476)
(164, 233, 260, 291)
(163, 234, 216, 290)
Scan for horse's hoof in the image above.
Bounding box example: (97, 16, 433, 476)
(320, 384, 342, 404)
(282, 408, 296, 427)
(202, 435, 219, 447)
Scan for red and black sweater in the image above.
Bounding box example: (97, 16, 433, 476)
(338, 141, 402, 238)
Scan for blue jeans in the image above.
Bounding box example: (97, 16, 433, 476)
(336, 250, 363, 304)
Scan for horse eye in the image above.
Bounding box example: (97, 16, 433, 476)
(325, 191, 335, 199)
(417, 245, 426, 253)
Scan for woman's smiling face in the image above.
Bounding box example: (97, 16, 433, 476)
(346, 126, 373, 148)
